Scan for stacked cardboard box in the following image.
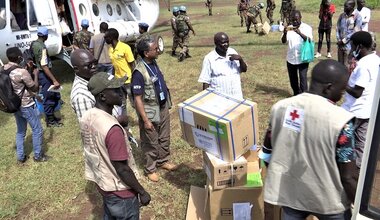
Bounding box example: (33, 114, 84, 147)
(179, 89, 262, 220)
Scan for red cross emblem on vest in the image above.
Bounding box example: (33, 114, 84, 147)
(290, 110, 299, 121)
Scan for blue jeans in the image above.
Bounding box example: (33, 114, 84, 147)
(38, 71, 61, 120)
(97, 63, 114, 75)
(14, 104, 43, 160)
(103, 194, 139, 220)
(282, 206, 352, 220)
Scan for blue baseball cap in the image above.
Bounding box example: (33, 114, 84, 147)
(81, 19, 89, 27)
(37, 26, 48, 36)
(138, 22, 149, 29)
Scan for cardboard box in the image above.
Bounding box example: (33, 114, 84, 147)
(179, 89, 259, 162)
(203, 152, 247, 190)
(243, 145, 259, 162)
(186, 186, 209, 220)
(206, 184, 264, 220)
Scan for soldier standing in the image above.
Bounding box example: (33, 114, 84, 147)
(176, 6, 196, 62)
(237, 0, 249, 27)
(170, 6, 180, 56)
(266, 0, 276, 25)
(205, 0, 212, 16)
(73, 19, 94, 50)
(246, 3, 264, 33)
(134, 22, 150, 60)
(280, 0, 296, 26)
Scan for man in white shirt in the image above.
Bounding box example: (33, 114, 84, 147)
(342, 31, 380, 168)
(354, 0, 370, 31)
(198, 32, 247, 100)
(281, 10, 313, 96)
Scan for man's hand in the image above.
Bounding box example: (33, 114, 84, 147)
(228, 54, 242, 61)
(144, 120, 155, 131)
(337, 40, 344, 46)
(192, 30, 196, 36)
(139, 191, 151, 206)
(53, 81, 61, 89)
(117, 115, 129, 127)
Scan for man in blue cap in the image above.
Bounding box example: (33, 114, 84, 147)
(73, 19, 94, 50)
(134, 22, 150, 59)
(31, 26, 62, 127)
(170, 6, 180, 56)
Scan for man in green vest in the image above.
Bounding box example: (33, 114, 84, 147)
(261, 60, 359, 219)
(131, 36, 176, 182)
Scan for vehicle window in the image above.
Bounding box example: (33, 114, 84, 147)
(92, 3, 99, 16)
(0, 0, 6, 30)
(29, 0, 54, 26)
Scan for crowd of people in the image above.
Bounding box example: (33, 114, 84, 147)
(2, 0, 379, 219)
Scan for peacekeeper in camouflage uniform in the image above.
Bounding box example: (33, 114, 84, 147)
(205, 0, 212, 16)
(134, 22, 150, 60)
(73, 19, 94, 50)
(237, 0, 249, 27)
(280, 0, 296, 26)
(246, 3, 264, 33)
(266, 0, 276, 25)
(171, 6, 180, 56)
(176, 6, 196, 62)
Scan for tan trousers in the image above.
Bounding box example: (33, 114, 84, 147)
(139, 103, 171, 173)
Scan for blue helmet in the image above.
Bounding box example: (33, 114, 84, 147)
(172, 6, 179, 13)
(179, 5, 186, 12)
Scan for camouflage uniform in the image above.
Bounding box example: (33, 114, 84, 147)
(73, 30, 94, 50)
(266, 0, 276, 25)
(280, 0, 296, 26)
(176, 14, 192, 61)
(246, 5, 263, 33)
(205, 0, 212, 16)
(237, 0, 249, 27)
(171, 15, 180, 55)
(134, 32, 150, 60)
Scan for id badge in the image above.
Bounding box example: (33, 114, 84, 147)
(151, 76, 158, 83)
(159, 92, 165, 101)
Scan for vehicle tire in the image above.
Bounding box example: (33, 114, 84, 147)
(156, 35, 164, 54)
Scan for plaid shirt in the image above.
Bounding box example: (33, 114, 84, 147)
(70, 75, 121, 120)
(70, 75, 95, 120)
(336, 11, 362, 51)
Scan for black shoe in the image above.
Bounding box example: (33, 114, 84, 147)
(185, 53, 192, 58)
(47, 121, 63, 127)
(246, 30, 252, 33)
(17, 155, 29, 165)
(33, 154, 50, 162)
(171, 51, 176, 56)
(178, 54, 185, 62)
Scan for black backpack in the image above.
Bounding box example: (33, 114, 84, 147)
(22, 41, 36, 66)
(0, 66, 23, 113)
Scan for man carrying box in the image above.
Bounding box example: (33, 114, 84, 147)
(131, 36, 177, 182)
(261, 60, 359, 219)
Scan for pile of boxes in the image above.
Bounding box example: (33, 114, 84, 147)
(178, 89, 263, 219)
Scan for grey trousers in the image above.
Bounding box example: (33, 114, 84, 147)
(139, 104, 171, 173)
(354, 118, 369, 168)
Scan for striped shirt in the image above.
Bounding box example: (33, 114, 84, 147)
(70, 75, 122, 120)
(198, 48, 243, 100)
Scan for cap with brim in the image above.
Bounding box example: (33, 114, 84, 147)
(37, 26, 48, 36)
(88, 72, 127, 96)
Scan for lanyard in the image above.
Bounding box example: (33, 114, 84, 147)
(142, 60, 163, 91)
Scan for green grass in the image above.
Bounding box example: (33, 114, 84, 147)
(0, 0, 379, 219)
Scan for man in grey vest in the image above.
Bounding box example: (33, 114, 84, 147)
(131, 36, 177, 182)
(261, 60, 359, 219)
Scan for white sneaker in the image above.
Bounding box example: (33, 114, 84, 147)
(314, 52, 321, 58)
(327, 52, 332, 58)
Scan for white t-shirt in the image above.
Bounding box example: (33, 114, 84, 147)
(285, 22, 313, 65)
(342, 53, 380, 119)
(198, 48, 243, 100)
(354, 7, 371, 31)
